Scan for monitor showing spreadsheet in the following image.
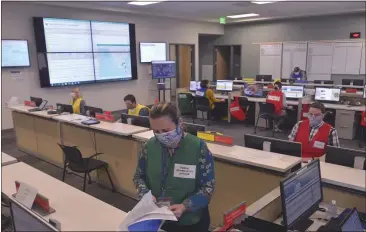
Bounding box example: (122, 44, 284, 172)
(282, 86, 304, 99)
(315, 88, 341, 102)
(189, 81, 201, 91)
(216, 80, 233, 91)
(363, 85, 366, 98)
(1, 40, 30, 67)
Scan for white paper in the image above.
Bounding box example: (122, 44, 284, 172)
(118, 191, 176, 231)
(263, 141, 271, 152)
(6, 96, 20, 107)
(15, 182, 38, 209)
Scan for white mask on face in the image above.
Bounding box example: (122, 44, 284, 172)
(70, 92, 76, 98)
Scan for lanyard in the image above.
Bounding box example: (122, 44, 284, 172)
(161, 148, 173, 197)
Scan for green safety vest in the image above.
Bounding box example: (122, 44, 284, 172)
(146, 134, 203, 225)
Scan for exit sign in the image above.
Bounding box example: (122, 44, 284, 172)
(350, 32, 361, 39)
(220, 17, 226, 24)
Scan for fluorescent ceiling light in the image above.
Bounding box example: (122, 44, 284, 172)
(227, 13, 259, 19)
(128, 1, 160, 6)
(251, 0, 284, 4)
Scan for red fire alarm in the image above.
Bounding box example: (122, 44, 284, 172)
(350, 32, 361, 39)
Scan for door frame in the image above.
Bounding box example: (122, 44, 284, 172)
(169, 43, 195, 88)
(213, 44, 242, 81)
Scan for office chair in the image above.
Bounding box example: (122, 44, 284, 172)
(323, 111, 334, 126)
(193, 96, 212, 126)
(58, 144, 115, 193)
(239, 97, 251, 125)
(254, 102, 280, 137)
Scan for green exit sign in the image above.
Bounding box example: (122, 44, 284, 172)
(220, 17, 226, 24)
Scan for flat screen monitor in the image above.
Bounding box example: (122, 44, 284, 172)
(244, 134, 302, 157)
(120, 113, 150, 128)
(33, 17, 138, 88)
(340, 208, 363, 232)
(244, 84, 264, 98)
(85, 106, 103, 117)
(189, 81, 201, 91)
(10, 198, 57, 231)
(364, 85, 366, 98)
(353, 79, 364, 86)
(325, 146, 366, 169)
(314, 88, 341, 102)
(1, 40, 31, 68)
(139, 42, 166, 63)
(342, 79, 352, 86)
(280, 160, 323, 230)
(56, 103, 73, 114)
(151, 61, 176, 79)
(282, 86, 304, 99)
(255, 75, 272, 82)
(216, 80, 233, 91)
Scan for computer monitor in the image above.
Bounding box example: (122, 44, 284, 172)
(353, 79, 364, 86)
(216, 80, 233, 91)
(244, 134, 302, 157)
(255, 75, 272, 82)
(363, 85, 366, 98)
(84, 106, 103, 117)
(189, 81, 201, 91)
(30, 96, 43, 107)
(56, 103, 73, 114)
(282, 85, 304, 99)
(244, 84, 264, 98)
(323, 81, 334, 85)
(121, 113, 150, 128)
(341, 79, 363, 86)
(342, 79, 352, 86)
(182, 122, 205, 136)
(314, 88, 341, 102)
(340, 208, 363, 232)
(281, 78, 290, 84)
(280, 160, 323, 231)
(10, 198, 57, 231)
(151, 60, 176, 79)
(314, 80, 322, 84)
(325, 146, 366, 169)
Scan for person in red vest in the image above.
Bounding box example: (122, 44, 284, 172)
(288, 102, 340, 159)
(266, 81, 287, 131)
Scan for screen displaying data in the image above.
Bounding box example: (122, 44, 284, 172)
(43, 18, 92, 53)
(47, 53, 95, 86)
(152, 61, 176, 79)
(140, 43, 166, 63)
(216, 80, 233, 91)
(244, 84, 264, 97)
(364, 85, 366, 99)
(282, 86, 304, 99)
(1, 40, 30, 67)
(94, 53, 132, 81)
(189, 81, 201, 91)
(315, 88, 341, 102)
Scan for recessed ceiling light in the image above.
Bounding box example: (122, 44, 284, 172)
(227, 13, 260, 19)
(128, 1, 161, 6)
(251, 0, 284, 4)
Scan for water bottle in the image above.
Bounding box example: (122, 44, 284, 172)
(328, 200, 337, 219)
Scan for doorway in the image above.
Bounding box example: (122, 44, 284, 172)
(213, 45, 241, 81)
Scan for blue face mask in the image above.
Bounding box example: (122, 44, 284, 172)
(309, 115, 323, 127)
(155, 126, 183, 148)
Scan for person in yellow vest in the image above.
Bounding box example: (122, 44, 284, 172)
(124, 94, 149, 116)
(69, 88, 86, 114)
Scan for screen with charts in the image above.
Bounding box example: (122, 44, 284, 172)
(33, 17, 137, 88)
(282, 86, 304, 99)
(315, 88, 341, 102)
(189, 81, 201, 91)
(244, 84, 263, 97)
(1, 40, 30, 67)
(140, 42, 167, 63)
(216, 80, 233, 91)
(151, 61, 176, 79)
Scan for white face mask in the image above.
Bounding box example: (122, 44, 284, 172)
(70, 92, 76, 98)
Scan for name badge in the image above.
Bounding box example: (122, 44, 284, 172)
(313, 141, 325, 149)
(173, 164, 196, 179)
(267, 95, 280, 101)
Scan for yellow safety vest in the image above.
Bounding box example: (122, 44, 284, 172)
(69, 97, 83, 114)
(128, 104, 148, 116)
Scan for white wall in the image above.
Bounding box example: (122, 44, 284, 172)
(1, 2, 224, 129)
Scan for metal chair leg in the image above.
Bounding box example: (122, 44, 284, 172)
(254, 116, 260, 134)
(88, 173, 92, 184)
(62, 163, 67, 182)
(83, 173, 87, 192)
(105, 166, 115, 193)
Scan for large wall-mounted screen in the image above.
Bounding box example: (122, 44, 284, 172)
(139, 42, 166, 63)
(33, 17, 137, 88)
(1, 40, 31, 68)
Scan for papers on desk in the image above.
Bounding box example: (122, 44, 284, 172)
(118, 191, 177, 232)
(15, 182, 38, 209)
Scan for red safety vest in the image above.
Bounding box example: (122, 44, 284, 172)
(266, 90, 284, 115)
(295, 120, 332, 158)
(361, 111, 366, 127)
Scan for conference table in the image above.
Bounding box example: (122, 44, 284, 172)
(2, 152, 18, 166)
(2, 162, 127, 231)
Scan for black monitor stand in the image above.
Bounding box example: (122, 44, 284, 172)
(289, 218, 314, 232)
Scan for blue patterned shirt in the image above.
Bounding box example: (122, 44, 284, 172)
(133, 139, 215, 212)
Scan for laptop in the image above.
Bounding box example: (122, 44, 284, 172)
(28, 100, 48, 112)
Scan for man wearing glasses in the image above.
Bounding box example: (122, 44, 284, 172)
(288, 102, 340, 159)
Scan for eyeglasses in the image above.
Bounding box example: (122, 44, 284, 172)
(308, 113, 322, 117)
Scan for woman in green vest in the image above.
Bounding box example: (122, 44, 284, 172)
(133, 102, 215, 232)
(69, 88, 86, 115)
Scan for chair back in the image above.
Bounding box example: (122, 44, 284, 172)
(323, 111, 333, 125)
(258, 102, 275, 115)
(58, 144, 84, 164)
(195, 97, 211, 112)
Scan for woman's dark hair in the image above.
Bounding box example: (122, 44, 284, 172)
(200, 80, 209, 89)
(274, 81, 282, 89)
(124, 94, 136, 103)
(310, 101, 326, 114)
(149, 102, 180, 124)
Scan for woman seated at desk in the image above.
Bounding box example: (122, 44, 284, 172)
(197, 80, 227, 120)
(133, 102, 215, 232)
(288, 102, 340, 159)
(69, 88, 86, 115)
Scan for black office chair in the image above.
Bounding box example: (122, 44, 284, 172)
(1, 193, 11, 230)
(58, 144, 115, 193)
(323, 111, 333, 126)
(239, 97, 251, 125)
(254, 102, 280, 137)
(193, 96, 212, 126)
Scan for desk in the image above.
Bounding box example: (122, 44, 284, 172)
(2, 152, 18, 166)
(2, 162, 127, 231)
(132, 130, 301, 225)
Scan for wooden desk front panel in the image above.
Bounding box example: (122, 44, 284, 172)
(61, 124, 97, 158)
(209, 159, 284, 226)
(323, 186, 366, 213)
(12, 112, 38, 154)
(95, 132, 139, 198)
